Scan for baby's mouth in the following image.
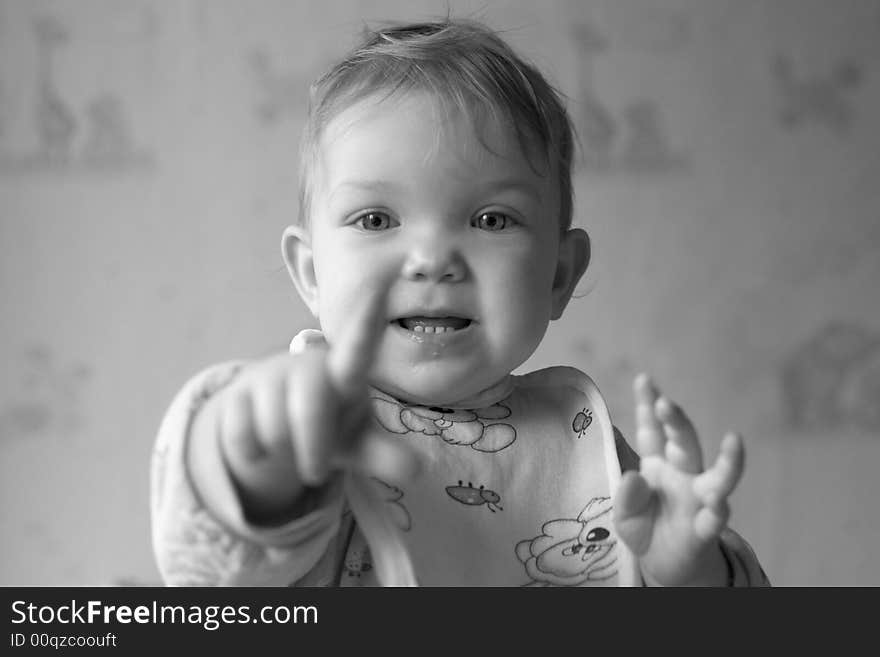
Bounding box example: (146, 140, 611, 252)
(395, 316, 472, 334)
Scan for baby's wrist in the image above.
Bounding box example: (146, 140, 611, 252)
(640, 540, 729, 587)
(678, 540, 728, 587)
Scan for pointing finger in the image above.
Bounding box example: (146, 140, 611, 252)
(326, 271, 396, 399)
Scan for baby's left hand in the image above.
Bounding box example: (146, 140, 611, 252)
(613, 374, 745, 586)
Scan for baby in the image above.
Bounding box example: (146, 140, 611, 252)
(151, 19, 768, 586)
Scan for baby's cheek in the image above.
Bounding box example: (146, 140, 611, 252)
(492, 288, 552, 357)
(315, 304, 359, 352)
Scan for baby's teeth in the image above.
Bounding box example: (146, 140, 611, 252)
(406, 322, 456, 334)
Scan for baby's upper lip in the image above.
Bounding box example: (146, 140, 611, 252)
(392, 308, 474, 321)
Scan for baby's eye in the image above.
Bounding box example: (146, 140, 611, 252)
(472, 212, 511, 232)
(356, 212, 396, 231)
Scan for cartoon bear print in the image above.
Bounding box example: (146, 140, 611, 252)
(371, 397, 517, 453)
(515, 496, 617, 586)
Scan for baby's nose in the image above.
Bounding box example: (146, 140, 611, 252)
(401, 240, 466, 282)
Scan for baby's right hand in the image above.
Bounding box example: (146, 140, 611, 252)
(190, 282, 416, 524)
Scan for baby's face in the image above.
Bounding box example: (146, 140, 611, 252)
(297, 92, 580, 405)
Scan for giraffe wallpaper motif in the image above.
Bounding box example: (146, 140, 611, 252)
(1, 0, 878, 586)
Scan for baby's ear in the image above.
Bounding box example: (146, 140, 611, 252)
(281, 225, 319, 318)
(550, 228, 590, 320)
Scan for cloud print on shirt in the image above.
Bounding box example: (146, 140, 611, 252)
(370, 477, 412, 531)
(371, 397, 517, 453)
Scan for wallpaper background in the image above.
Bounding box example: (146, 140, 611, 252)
(1, 0, 878, 586)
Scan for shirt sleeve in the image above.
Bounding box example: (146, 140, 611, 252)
(150, 361, 347, 586)
(613, 426, 641, 473)
(718, 528, 771, 586)
(612, 426, 770, 587)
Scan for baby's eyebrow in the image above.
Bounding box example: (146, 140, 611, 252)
(329, 180, 405, 200)
(330, 179, 542, 204)
(482, 180, 542, 205)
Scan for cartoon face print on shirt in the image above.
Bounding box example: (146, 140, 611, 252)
(515, 497, 617, 586)
(371, 397, 516, 453)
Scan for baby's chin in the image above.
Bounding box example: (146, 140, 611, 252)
(369, 367, 503, 407)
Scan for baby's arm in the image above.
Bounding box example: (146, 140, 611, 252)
(150, 361, 348, 586)
(151, 280, 415, 586)
(612, 377, 770, 586)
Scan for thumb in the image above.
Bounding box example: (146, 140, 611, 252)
(613, 471, 656, 556)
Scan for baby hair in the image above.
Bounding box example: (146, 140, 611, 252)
(298, 18, 575, 232)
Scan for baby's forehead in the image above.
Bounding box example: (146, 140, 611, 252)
(315, 91, 552, 184)
(317, 92, 547, 165)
